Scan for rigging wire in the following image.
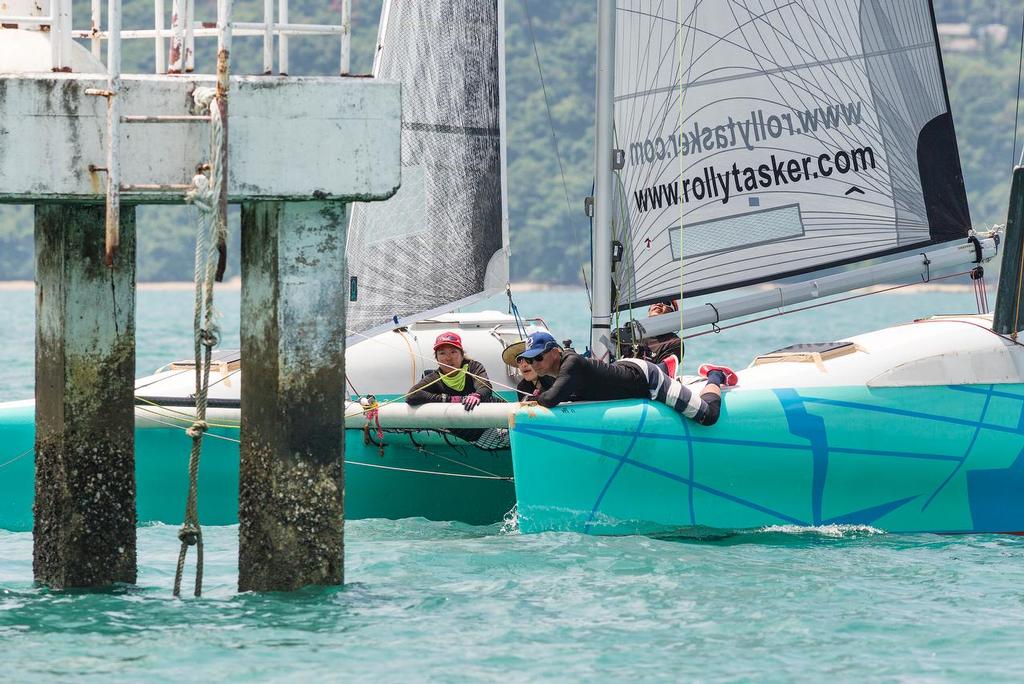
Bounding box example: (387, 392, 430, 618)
(129, 411, 512, 482)
(1014, 6, 1024, 168)
(343, 325, 532, 401)
(520, 0, 591, 301)
(506, 284, 528, 339)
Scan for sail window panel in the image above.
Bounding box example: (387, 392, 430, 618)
(613, 0, 970, 308)
(668, 205, 805, 261)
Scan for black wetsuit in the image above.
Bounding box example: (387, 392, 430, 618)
(406, 358, 493, 441)
(536, 351, 649, 407)
(536, 351, 722, 426)
(516, 375, 554, 398)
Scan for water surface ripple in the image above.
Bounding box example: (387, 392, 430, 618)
(1, 524, 1022, 682)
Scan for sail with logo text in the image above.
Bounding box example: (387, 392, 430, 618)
(345, 0, 510, 340)
(611, 0, 971, 311)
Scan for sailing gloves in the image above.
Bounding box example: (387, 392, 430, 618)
(461, 393, 482, 411)
(446, 393, 480, 410)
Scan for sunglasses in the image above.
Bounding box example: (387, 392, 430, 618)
(516, 350, 545, 365)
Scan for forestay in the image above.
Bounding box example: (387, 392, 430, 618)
(345, 0, 509, 338)
(613, 0, 971, 309)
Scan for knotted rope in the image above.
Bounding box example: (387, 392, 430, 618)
(173, 86, 225, 598)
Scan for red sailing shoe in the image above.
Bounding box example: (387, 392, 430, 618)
(698, 364, 739, 386)
(662, 354, 679, 380)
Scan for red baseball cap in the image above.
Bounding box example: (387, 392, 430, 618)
(433, 331, 464, 352)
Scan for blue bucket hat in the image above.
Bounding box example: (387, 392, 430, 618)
(518, 331, 561, 359)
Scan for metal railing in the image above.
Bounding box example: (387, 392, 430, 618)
(1, 0, 351, 76)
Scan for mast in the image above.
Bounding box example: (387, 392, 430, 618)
(589, 0, 615, 361)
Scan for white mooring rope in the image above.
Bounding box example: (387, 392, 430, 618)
(173, 86, 225, 598)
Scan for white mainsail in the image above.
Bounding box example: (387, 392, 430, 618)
(612, 0, 971, 309)
(345, 0, 509, 339)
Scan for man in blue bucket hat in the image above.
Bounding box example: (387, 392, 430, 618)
(517, 331, 733, 426)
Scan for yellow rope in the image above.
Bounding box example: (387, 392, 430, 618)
(135, 395, 239, 429)
(343, 326, 531, 403)
(677, 2, 691, 367)
(396, 328, 419, 387)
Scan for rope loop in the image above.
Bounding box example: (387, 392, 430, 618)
(921, 254, 932, 283)
(186, 173, 214, 212)
(200, 327, 220, 348)
(705, 302, 722, 334)
(968, 232, 984, 263)
(186, 420, 209, 438)
(177, 524, 200, 546)
(172, 79, 226, 600)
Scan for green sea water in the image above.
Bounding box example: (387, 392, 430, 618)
(2, 284, 1023, 682)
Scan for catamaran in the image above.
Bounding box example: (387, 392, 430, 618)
(509, 0, 1024, 536)
(4, 0, 1021, 537)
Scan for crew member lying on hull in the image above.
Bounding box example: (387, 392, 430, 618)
(407, 331, 493, 441)
(502, 338, 555, 398)
(518, 332, 735, 426)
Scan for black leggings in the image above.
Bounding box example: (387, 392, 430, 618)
(697, 392, 721, 426)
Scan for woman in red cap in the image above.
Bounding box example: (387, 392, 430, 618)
(406, 331, 494, 415)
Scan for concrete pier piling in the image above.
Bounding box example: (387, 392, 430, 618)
(238, 201, 348, 592)
(3, 5, 399, 590)
(33, 204, 138, 588)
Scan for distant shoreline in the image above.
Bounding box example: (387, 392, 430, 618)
(0, 279, 985, 294)
(0, 278, 567, 292)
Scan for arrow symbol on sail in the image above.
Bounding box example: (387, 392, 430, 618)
(645, 238, 652, 248)
(845, 186, 865, 196)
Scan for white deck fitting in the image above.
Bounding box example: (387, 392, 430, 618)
(733, 313, 1024, 390)
(0, 72, 401, 202)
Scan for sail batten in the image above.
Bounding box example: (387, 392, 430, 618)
(613, 0, 971, 310)
(345, 0, 507, 336)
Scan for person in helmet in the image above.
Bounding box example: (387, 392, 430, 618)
(519, 331, 734, 426)
(407, 331, 493, 411)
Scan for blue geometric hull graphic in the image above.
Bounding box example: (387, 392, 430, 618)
(510, 385, 1024, 535)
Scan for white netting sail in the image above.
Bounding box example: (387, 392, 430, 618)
(613, 0, 970, 309)
(345, 0, 508, 338)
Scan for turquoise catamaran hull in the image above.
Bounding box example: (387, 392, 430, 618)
(510, 384, 1024, 535)
(0, 402, 514, 532)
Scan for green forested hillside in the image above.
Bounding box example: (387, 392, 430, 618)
(0, 1, 1021, 284)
